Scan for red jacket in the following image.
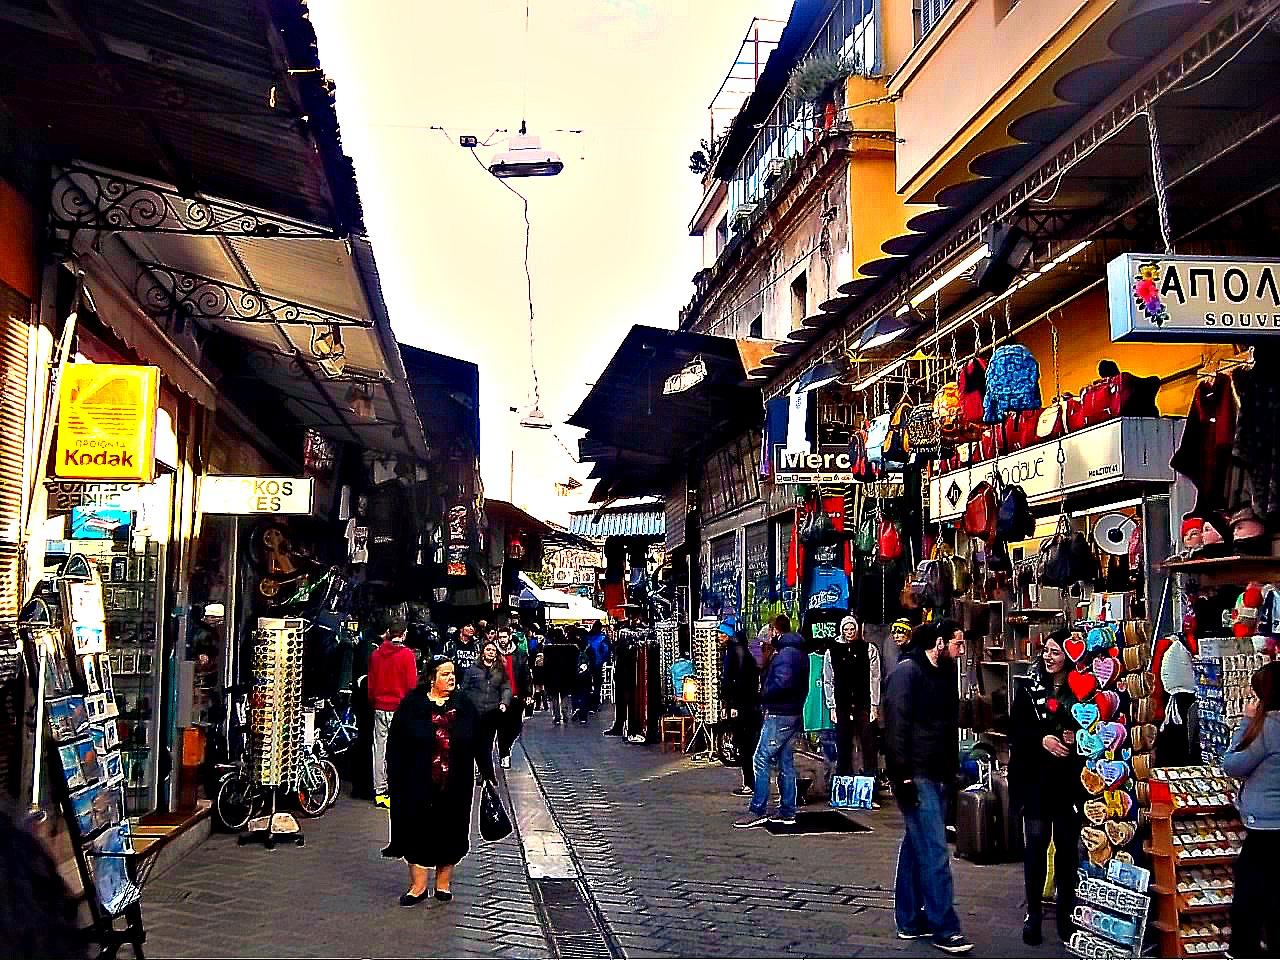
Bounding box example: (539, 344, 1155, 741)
(368, 640, 417, 712)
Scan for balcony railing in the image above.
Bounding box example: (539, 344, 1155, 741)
(726, 0, 881, 223)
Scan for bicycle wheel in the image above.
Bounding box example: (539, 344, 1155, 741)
(321, 758, 340, 808)
(215, 774, 255, 832)
(296, 757, 330, 817)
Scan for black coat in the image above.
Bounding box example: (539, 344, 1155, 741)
(721, 638, 760, 713)
(386, 688, 494, 867)
(460, 662, 511, 715)
(542, 642, 579, 690)
(882, 648, 959, 784)
(1008, 668, 1085, 817)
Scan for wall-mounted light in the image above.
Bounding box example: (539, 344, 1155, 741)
(488, 130, 564, 178)
(346, 382, 375, 419)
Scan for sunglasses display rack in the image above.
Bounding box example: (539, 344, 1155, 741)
(1146, 771, 1240, 958)
(689, 618, 722, 727)
(1068, 859, 1152, 960)
(18, 556, 146, 957)
(655, 619, 678, 702)
(241, 617, 307, 849)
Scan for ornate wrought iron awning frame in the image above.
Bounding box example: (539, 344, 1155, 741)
(135, 262, 373, 330)
(50, 162, 338, 241)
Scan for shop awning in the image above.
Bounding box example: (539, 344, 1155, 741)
(516, 572, 571, 609)
(570, 326, 765, 502)
(547, 595, 609, 623)
(0, 1, 429, 459)
(567, 504, 665, 540)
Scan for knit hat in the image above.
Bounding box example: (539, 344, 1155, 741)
(838, 615, 859, 640)
(890, 618, 912, 636)
(1159, 639, 1196, 698)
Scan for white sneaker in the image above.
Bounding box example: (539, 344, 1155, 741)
(500, 755, 511, 769)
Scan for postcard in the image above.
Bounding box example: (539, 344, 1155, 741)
(102, 750, 123, 785)
(87, 854, 140, 916)
(91, 821, 133, 856)
(98, 653, 115, 701)
(80, 654, 101, 692)
(59, 743, 86, 790)
(48, 697, 89, 741)
(72, 623, 106, 656)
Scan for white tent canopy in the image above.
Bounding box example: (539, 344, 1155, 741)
(517, 571, 570, 609)
(547, 594, 608, 623)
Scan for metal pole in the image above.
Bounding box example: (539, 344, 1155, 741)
(753, 26, 760, 82)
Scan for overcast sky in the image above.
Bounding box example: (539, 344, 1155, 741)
(307, 0, 792, 523)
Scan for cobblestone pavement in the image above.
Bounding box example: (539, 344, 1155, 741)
(521, 712, 1069, 960)
(141, 786, 549, 959)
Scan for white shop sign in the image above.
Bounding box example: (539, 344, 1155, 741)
(1109, 253, 1280, 342)
(200, 475, 315, 515)
(928, 418, 1180, 522)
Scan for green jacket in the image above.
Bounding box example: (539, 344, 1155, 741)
(803, 652, 834, 732)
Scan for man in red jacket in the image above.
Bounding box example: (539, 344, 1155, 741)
(368, 621, 417, 808)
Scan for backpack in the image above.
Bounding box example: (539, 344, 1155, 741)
(906, 405, 941, 461)
(958, 358, 988, 433)
(934, 382, 962, 439)
(983, 345, 1041, 423)
(848, 428, 879, 483)
(997, 484, 1035, 541)
(866, 413, 891, 468)
(962, 481, 999, 544)
(884, 402, 912, 466)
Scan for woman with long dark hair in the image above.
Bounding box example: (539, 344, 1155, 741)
(385, 655, 495, 905)
(1008, 631, 1084, 946)
(1222, 661, 1280, 957)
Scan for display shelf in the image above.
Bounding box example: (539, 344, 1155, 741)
(1149, 800, 1240, 959)
(1163, 554, 1280, 580)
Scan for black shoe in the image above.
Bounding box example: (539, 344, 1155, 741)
(1023, 915, 1043, 947)
(603, 728, 623, 737)
(399, 890, 429, 907)
(434, 890, 453, 903)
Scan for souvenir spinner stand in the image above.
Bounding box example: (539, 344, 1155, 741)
(20, 553, 146, 958)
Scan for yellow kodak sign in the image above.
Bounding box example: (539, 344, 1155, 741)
(55, 363, 159, 481)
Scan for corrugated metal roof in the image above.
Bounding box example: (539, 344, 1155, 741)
(568, 509, 665, 540)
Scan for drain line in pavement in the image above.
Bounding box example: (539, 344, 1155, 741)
(505, 742, 621, 959)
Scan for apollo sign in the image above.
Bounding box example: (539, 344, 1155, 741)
(1109, 253, 1280, 341)
(772, 445, 852, 484)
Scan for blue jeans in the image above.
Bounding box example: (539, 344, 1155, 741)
(895, 776, 962, 940)
(750, 714, 801, 819)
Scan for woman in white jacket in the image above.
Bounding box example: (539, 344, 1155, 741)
(822, 615, 882, 779)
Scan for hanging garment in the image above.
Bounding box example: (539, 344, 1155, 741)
(1232, 351, 1280, 518)
(1170, 373, 1238, 515)
(785, 386, 815, 455)
(803, 651, 835, 732)
(761, 395, 791, 478)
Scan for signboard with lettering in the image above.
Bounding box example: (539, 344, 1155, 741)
(45, 481, 144, 513)
(55, 364, 159, 481)
(1109, 253, 1280, 341)
(928, 418, 1180, 522)
(771, 444, 852, 484)
(200, 476, 315, 515)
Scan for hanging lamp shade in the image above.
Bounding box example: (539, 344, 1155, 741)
(489, 135, 564, 178)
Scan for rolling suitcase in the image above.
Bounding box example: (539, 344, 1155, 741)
(956, 761, 1002, 863)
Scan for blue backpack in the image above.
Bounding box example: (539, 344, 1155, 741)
(984, 345, 1041, 423)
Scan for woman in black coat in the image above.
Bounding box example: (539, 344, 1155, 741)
(385, 655, 496, 905)
(1008, 631, 1085, 947)
(721, 627, 761, 795)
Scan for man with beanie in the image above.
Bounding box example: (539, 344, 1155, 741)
(890, 618, 915, 660)
(883, 620, 972, 954)
(367, 620, 417, 808)
(823, 615, 882, 779)
(734, 615, 808, 829)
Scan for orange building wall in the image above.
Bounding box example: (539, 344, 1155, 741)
(1015, 287, 1228, 417)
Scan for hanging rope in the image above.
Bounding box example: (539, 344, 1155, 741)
(1141, 99, 1175, 255)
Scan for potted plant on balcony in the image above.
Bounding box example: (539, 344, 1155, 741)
(788, 53, 861, 129)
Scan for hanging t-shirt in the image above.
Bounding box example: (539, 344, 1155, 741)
(803, 651, 834, 732)
(805, 564, 850, 613)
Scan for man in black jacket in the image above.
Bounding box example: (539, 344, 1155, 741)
(720, 621, 761, 797)
(733, 615, 808, 829)
(882, 620, 972, 954)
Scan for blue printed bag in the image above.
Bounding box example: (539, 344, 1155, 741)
(983, 345, 1041, 423)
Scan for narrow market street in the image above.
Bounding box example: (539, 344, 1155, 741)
(144, 713, 1058, 959)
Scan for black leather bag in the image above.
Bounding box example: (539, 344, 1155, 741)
(479, 780, 513, 842)
(1038, 516, 1075, 588)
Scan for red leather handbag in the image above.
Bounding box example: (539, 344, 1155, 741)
(877, 519, 904, 564)
(978, 426, 1001, 461)
(1081, 372, 1161, 426)
(957, 357, 988, 439)
(962, 481, 999, 544)
(1005, 409, 1039, 451)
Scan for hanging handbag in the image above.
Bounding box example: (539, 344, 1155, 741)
(479, 779, 513, 842)
(848, 428, 878, 483)
(961, 481, 999, 544)
(934, 381, 963, 439)
(877, 519, 904, 564)
(1037, 515, 1075, 587)
(1004, 409, 1039, 452)
(1069, 529, 1100, 585)
(855, 513, 877, 555)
